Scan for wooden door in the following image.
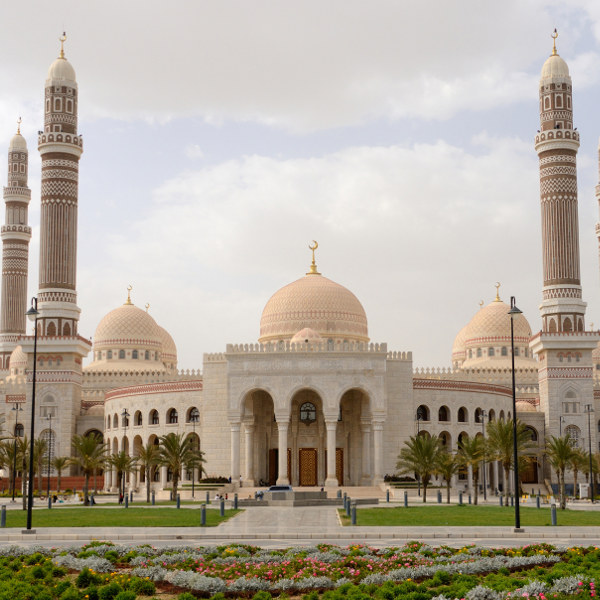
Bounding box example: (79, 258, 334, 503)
(299, 448, 317, 486)
(336, 448, 343, 485)
(268, 448, 278, 485)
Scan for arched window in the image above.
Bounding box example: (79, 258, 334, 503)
(475, 408, 484, 423)
(565, 425, 580, 447)
(438, 406, 449, 422)
(119, 350, 125, 359)
(499, 410, 505, 421)
(438, 431, 451, 448)
(132, 350, 138, 359)
(300, 402, 316, 424)
(63, 322, 71, 336)
(501, 347, 507, 356)
(107, 350, 113, 359)
(145, 350, 149, 360)
(47, 322, 56, 336)
(14, 424, 24, 437)
(168, 408, 178, 424)
(457, 407, 468, 423)
(134, 411, 142, 426)
(488, 409, 496, 422)
(187, 407, 200, 423)
(106, 416, 111, 429)
(416, 405, 429, 421)
(150, 410, 159, 425)
(525, 426, 538, 442)
(488, 347, 494, 357)
(113, 414, 118, 428)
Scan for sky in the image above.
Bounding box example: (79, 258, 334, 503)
(1, 1, 600, 370)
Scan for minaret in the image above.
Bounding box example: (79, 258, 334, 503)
(531, 32, 598, 475)
(36, 33, 83, 337)
(0, 119, 32, 370)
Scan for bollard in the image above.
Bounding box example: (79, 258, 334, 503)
(404, 490, 408, 507)
(536, 495, 541, 509)
(234, 493, 238, 509)
(336, 489, 342, 498)
(169, 490, 173, 501)
(351, 502, 357, 525)
(458, 491, 463, 505)
(437, 490, 442, 504)
(48, 495, 52, 509)
(510, 494, 514, 507)
(346, 497, 351, 517)
(201, 503, 206, 526)
(151, 490, 155, 505)
(551, 503, 557, 526)
(206, 491, 210, 505)
(177, 494, 181, 509)
(125, 495, 129, 509)
(220, 497, 225, 516)
(500, 495, 503, 506)
(0, 505, 5, 528)
(468, 494, 472, 505)
(386, 489, 390, 503)
(130, 490, 133, 502)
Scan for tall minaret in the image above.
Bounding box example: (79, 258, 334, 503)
(531, 31, 598, 476)
(36, 33, 83, 337)
(0, 119, 32, 370)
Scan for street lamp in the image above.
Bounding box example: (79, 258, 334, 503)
(46, 413, 52, 508)
(585, 405, 594, 503)
(121, 408, 130, 502)
(25, 297, 39, 532)
(559, 416, 566, 436)
(416, 411, 422, 496)
(480, 409, 487, 501)
(190, 408, 199, 499)
(508, 296, 522, 531)
(11, 403, 22, 502)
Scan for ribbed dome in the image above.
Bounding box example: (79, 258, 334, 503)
(9, 345, 27, 370)
(158, 325, 177, 366)
(516, 400, 537, 413)
(46, 56, 77, 86)
(9, 132, 27, 152)
(93, 303, 162, 351)
(452, 324, 468, 365)
(466, 298, 532, 343)
(259, 273, 369, 344)
(290, 327, 323, 344)
(541, 54, 570, 80)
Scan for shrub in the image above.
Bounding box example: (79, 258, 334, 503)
(178, 594, 197, 600)
(98, 582, 123, 600)
(76, 567, 101, 588)
(114, 592, 137, 600)
(130, 577, 156, 596)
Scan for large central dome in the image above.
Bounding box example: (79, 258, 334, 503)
(259, 247, 369, 344)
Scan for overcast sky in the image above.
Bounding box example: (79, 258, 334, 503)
(2, 1, 600, 370)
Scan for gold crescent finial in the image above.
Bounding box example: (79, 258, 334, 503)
(551, 28, 558, 56)
(306, 240, 321, 275)
(125, 285, 133, 305)
(59, 32, 67, 58)
(479, 300, 484, 309)
(494, 281, 501, 302)
(145, 303, 150, 313)
(16, 117, 22, 135)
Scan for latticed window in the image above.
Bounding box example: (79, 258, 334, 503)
(565, 425, 580, 447)
(300, 402, 316, 424)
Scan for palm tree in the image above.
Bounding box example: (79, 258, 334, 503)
(568, 448, 587, 499)
(0, 441, 15, 497)
(485, 419, 531, 500)
(546, 435, 576, 509)
(458, 435, 485, 505)
(396, 434, 441, 503)
(34, 438, 48, 495)
(435, 449, 459, 503)
(107, 451, 138, 498)
(52, 456, 68, 494)
(157, 432, 196, 501)
(69, 434, 107, 506)
(136, 441, 160, 503)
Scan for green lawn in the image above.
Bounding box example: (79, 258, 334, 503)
(340, 504, 600, 526)
(2, 506, 240, 527)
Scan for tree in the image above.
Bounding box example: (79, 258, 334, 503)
(157, 432, 197, 501)
(568, 448, 587, 498)
(34, 438, 48, 495)
(458, 435, 485, 505)
(69, 434, 107, 506)
(396, 434, 441, 503)
(107, 451, 138, 498)
(136, 441, 160, 503)
(435, 449, 459, 503)
(51, 456, 68, 494)
(485, 419, 532, 500)
(546, 435, 576, 509)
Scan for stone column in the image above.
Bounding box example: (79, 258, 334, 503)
(372, 421, 384, 484)
(104, 468, 111, 491)
(493, 461, 499, 492)
(160, 466, 167, 489)
(467, 464, 473, 495)
(324, 421, 338, 487)
(244, 422, 255, 485)
(111, 467, 118, 492)
(277, 420, 289, 485)
(230, 422, 241, 484)
(360, 422, 371, 485)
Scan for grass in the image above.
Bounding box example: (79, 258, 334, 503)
(1, 506, 240, 527)
(340, 504, 600, 526)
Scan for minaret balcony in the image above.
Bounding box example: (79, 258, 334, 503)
(38, 133, 82, 147)
(2, 187, 31, 199)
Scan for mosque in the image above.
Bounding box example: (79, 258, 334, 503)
(0, 33, 598, 495)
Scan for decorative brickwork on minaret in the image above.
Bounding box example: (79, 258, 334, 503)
(534, 32, 586, 334)
(0, 121, 32, 370)
(37, 33, 83, 337)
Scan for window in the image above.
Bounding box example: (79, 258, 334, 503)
(501, 347, 507, 356)
(168, 408, 178, 424)
(438, 406, 449, 422)
(544, 96, 550, 110)
(300, 402, 316, 424)
(488, 347, 494, 357)
(416, 405, 429, 421)
(468, 349, 472, 358)
(475, 408, 484, 423)
(14, 424, 24, 437)
(113, 414, 118, 428)
(525, 427, 538, 442)
(458, 407, 467, 423)
(514, 347, 519, 356)
(132, 350, 138, 359)
(145, 350, 149, 360)
(119, 350, 125, 359)
(150, 410, 159, 425)
(565, 425, 580, 448)
(135, 411, 142, 426)
(107, 350, 113, 359)
(476, 348, 482, 357)
(188, 407, 200, 423)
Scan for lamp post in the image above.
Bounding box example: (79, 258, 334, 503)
(190, 408, 199, 499)
(121, 408, 130, 501)
(46, 413, 52, 508)
(585, 405, 594, 503)
(559, 416, 566, 436)
(416, 411, 422, 496)
(11, 403, 22, 502)
(25, 297, 39, 532)
(480, 409, 487, 501)
(508, 296, 522, 531)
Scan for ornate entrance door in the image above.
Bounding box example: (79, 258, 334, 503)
(299, 448, 317, 486)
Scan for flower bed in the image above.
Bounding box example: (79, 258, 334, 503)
(0, 541, 597, 599)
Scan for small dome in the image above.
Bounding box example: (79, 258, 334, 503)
(85, 404, 104, 416)
(9, 345, 27, 370)
(46, 57, 77, 86)
(157, 324, 177, 367)
(291, 327, 323, 344)
(452, 324, 468, 365)
(466, 298, 532, 342)
(541, 54, 570, 80)
(93, 302, 162, 351)
(259, 272, 368, 344)
(9, 132, 27, 152)
(516, 400, 537, 413)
